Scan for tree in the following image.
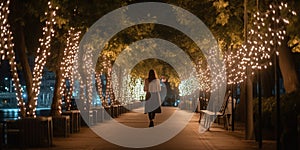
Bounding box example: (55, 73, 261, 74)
(0, 0, 26, 117)
(11, 0, 58, 117)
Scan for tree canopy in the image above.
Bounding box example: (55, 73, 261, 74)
(10, 0, 300, 99)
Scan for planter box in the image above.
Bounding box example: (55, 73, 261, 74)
(18, 116, 53, 148)
(62, 110, 80, 133)
(3, 120, 21, 147)
(1, 117, 53, 148)
(0, 123, 2, 147)
(111, 105, 119, 118)
(104, 106, 111, 120)
(53, 116, 70, 137)
(96, 108, 104, 123)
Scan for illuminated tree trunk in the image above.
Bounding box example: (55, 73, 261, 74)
(50, 49, 63, 117)
(279, 38, 300, 93)
(246, 70, 254, 140)
(11, 0, 33, 117)
(2, 0, 26, 118)
(244, 0, 254, 140)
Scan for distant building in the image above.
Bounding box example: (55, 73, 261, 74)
(0, 55, 56, 109)
(37, 69, 55, 108)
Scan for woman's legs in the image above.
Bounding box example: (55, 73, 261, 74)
(148, 112, 155, 120)
(148, 112, 155, 127)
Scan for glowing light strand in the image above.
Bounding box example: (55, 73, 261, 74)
(30, 1, 58, 117)
(195, 59, 211, 93)
(96, 72, 104, 105)
(240, 2, 296, 75)
(225, 48, 247, 85)
(0, 0, 26, 118)
(58, 28, 81, 113)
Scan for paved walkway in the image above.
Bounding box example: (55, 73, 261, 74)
(15, 107, 276, 150)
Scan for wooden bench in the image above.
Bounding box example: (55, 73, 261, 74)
(199, 91, 231, 130)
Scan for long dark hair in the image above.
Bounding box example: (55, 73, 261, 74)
(147, 69, 156, 83)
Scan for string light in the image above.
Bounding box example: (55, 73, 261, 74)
(57, 27, 81, 113)
(96, 72, 104, 105)
(225, 48, 247, 85)
(239, 1, 296, 76)
(30, 1, 58, 117)
(0, 0, 26, 118)
(195, 58, 211, 93)
(223, 1, 296, 87)
(122, 73, 132, 105)
(101, 55, 117, 106)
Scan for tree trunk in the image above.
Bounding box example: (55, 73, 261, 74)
(50, 68, 63, 116)
(279, 38, 300, 93)
(236, 82, 246, 122)
(11, 0, 33, 117)
(246, 70, 254, 140)
(50, 48, 63, 117)
(261, 68, 274, 97)
(244, 0, 254, 140)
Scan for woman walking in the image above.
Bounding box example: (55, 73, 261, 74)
(144, 69, 162, 127)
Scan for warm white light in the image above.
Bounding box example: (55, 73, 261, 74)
(0, 0, 26, 117)
(31, 1, 58, 117)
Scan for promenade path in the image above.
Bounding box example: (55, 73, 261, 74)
(28, 106, 275, 150)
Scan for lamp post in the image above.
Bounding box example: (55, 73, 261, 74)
(258, 68, 262, 148)
(275, 44, 280, 150)
(231, 83, 234, 131)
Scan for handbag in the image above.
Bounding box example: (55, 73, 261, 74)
(145, 92, 151, 101)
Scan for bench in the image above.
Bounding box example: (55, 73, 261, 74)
(199, 91, 231, 130)
(199, 110, 223, 130)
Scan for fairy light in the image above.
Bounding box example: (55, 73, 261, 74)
(30, 1, 58, 117)
(195, 53, 224, 96)
(96, 72, 104, 105)
(240, 2, 296, 75)
(99, 55, 109, 106)
(111, 68, 120, 103)
(206, 47, 226, 93)
(194, 49, 226, 100)
(178, 74, 199, 97)
(97, 55, 118, 106)
(72, 40, 84, 110)
(77, 46, 94, 111)
(122, 73, 131, 105)
(195, 58, 211, 93)
(58, 28, 81, 113)
(105, 58, 115, 105)
(225, 48, 247, 85)
(0, 0, 26, 118)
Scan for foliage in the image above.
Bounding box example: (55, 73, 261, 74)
(286, 0, 300, 53)
(130, 59, 180, 89)
(253, 90, 300, 130)
(9, 0, 300, 115)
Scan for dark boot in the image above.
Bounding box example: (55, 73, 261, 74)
(149, 120, 154, 127)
